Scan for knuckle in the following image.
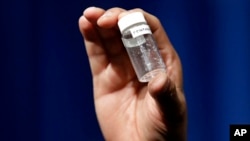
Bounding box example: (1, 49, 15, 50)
(107, 7, 125, 12)
(131, 8, 144, 12)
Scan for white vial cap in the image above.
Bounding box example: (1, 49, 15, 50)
(118, 12, 147, 33)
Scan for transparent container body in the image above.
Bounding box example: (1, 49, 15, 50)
(121, 24, 166, 82)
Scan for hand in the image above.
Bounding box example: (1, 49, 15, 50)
(79, 7, 187, 141)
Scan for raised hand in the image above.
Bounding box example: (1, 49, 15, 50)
(79, 7, 187, 141)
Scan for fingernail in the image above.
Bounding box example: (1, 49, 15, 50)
(102, 11, 113, 18)
(83, 6, 97, 15)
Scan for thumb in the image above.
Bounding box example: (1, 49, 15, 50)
(148, 73, 186, 127)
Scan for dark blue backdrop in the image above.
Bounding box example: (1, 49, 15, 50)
(0, 0, 249, 141)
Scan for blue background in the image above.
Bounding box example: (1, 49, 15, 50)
(0, 0, 249, 141)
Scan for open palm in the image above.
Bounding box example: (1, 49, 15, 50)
(79, 7, 187, 141)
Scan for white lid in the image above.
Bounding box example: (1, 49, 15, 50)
(118, 12, 146, 32)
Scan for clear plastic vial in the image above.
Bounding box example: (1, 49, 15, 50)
(118, 12, 166, 82)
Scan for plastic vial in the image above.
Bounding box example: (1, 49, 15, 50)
(118, 12, 166, 82)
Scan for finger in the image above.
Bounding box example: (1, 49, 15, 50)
(79, 7, 108, 75)
(95, 8, 136, 83)
(97, 7, 126, 29)
(95, 7, 127, 56)
(148, 73, 186, 140)
(78, 17, 108, 75)
(83, 7, 127, 56)
(148, 73, 186, 127)
(79, 7, 135, 81)
(83, 7, 105, 26)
